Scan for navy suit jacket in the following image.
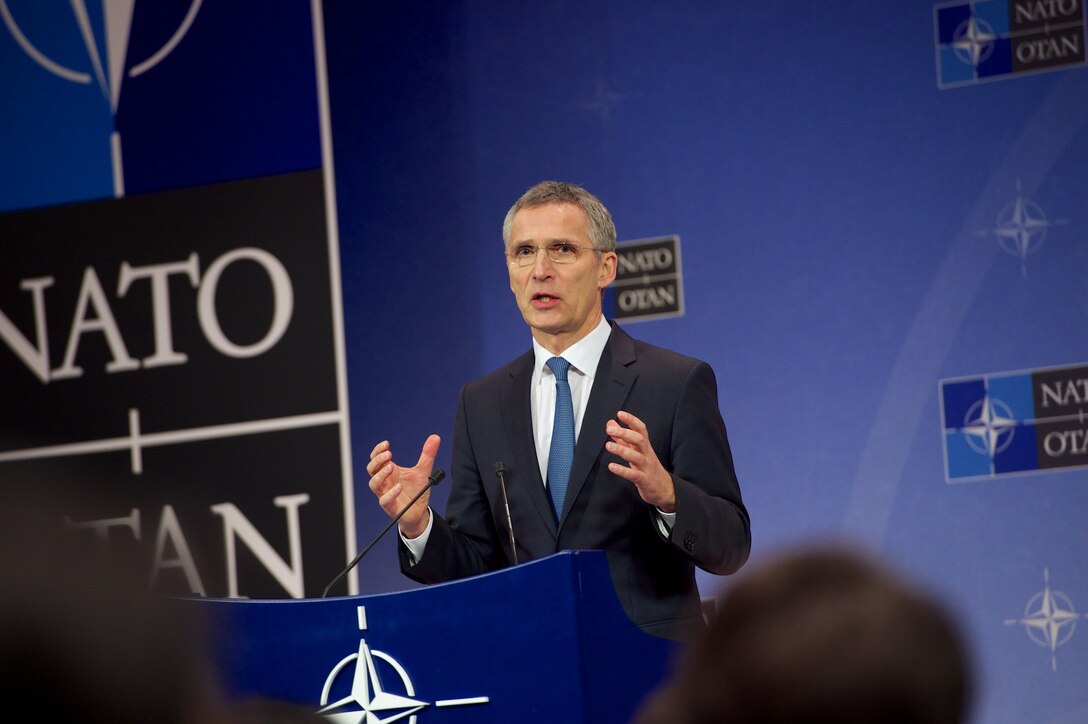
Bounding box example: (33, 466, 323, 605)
(400, 322, 750, 640)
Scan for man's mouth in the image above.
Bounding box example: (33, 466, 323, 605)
(531, 293, 559, 308)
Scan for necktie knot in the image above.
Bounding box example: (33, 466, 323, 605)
(546, 356, 571, 381)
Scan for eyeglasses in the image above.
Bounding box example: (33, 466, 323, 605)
(506, 241, 604, 267)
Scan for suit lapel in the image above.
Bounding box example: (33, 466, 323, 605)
(559, 323, 637, 524)
(501, 351, 559, 538)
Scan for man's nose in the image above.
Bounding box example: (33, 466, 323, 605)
(530, 247, 556, 277)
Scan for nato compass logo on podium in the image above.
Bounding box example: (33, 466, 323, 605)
(316, 606, 489, 722)
(1004, 569, 1082, 671)
(934, 0, 1086, 89)
(940, 363, 1088, 482)
(976, 179, 1067, 277)
(0, 0, 202, 197)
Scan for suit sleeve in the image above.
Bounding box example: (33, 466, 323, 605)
(399, 383, 504, 583)
(662, 360, 751, 575)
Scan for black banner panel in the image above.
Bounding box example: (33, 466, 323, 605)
(0, 170, 348, 599)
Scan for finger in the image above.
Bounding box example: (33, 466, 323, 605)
(606, 440, 645, 467)
(378, 483, 402, 511)
(369, 440, 390, 460)
(609, 437, 640, 455)
(368, 462, 395, 494)
(416, 434, 442, 470)
(608, 461, 643, 484)
(365, 450, 392, 477)
(606, 419, 645, 447)
(616, 410, 650, 435)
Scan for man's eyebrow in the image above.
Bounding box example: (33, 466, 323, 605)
(511, 237, 578, 245)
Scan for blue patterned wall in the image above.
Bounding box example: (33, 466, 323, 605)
(2, 2, 1086, 722)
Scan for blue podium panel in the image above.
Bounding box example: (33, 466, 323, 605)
(194, 551, 677, 723)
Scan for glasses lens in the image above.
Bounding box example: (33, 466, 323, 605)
(548, 243, 579, 264)
(508, 243, 593, 266)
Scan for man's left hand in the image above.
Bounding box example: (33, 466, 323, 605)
(606, 410, 676, 513)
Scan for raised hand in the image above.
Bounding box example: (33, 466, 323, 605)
(606, 411, 676, 513)
(366, 434, 441, 538)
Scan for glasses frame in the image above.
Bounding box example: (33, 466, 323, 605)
(505, 241, 607, 267)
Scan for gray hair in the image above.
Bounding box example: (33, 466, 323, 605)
(502, 181, 617, 252)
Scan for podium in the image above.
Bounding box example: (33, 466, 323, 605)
(194, 551, 680, 723)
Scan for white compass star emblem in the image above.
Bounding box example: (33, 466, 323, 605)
(952, 16, 996, 66)
(316, 607, 490, 723)
(994, 185, 1051, 262)
(318, 639, 427, 724)
(977, 179, 1067, 277)
(0, 0, 202, 197)
(961, 396, 1016, 457)
(1004, 568, 1081, 671)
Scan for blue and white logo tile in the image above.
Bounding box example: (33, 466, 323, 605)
(940, 362, 1088, 482)
(934, 0, 1086, 89)
(941, 372, 1037, 480)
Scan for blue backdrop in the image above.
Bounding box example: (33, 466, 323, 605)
(329, 4, 1088, 723)
(3, 2, 1086, 722)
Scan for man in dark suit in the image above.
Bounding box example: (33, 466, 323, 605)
(367, 181, 750, 640)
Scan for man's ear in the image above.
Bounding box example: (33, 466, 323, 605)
(598, 251, 618, 290)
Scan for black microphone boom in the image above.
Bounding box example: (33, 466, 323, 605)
(495, 461, 517, 565)
(322, 468, 445, 598)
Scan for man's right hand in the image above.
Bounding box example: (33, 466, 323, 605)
(366, 434, 441, 539)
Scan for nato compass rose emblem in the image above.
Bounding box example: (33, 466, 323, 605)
(0, 0, 202, 197)
(960, 395, 1017, 458)
(316, 606, 489, 722)
(1004, 568, 1082, 671)
(977, 178, 1067, 277)
(951, 15, 996, 67)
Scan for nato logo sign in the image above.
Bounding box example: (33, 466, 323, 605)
(934, 0, 1086, 88)
(940, 363, 1088, 481)
(0, 1, 351, 601)
(609, 236, 683, 322)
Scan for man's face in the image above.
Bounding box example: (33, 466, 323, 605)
(507, 202, 617, 353)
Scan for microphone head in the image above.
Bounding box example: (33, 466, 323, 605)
(429, 468, 446, 485)
(494, 461, 505, 475)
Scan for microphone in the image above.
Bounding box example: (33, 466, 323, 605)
(322, 468, 445, 598)
(494, 462, 517, 564)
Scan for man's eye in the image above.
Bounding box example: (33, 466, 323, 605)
(514, 245, 535, 256)
(553, 243, 577, 255)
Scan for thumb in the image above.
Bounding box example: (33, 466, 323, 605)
(415, 434, 441, 471)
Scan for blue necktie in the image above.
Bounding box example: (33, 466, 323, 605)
(546, 356, 574, 520)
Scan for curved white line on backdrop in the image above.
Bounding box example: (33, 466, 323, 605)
(70, 0, 109, 102)
(843, 75, 1088, 544)
(0, 0, 91, 83)
(128, 0, 201, 77)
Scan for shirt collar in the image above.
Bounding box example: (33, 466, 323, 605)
(532, 316, 612, 379)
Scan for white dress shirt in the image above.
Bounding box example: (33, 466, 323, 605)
(529, 316, 612, 486)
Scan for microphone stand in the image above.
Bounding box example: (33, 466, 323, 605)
(322, 468, 445, 598)
(495, 462, 517, 564)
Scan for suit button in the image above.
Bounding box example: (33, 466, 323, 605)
(683, 533, 697, 552)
